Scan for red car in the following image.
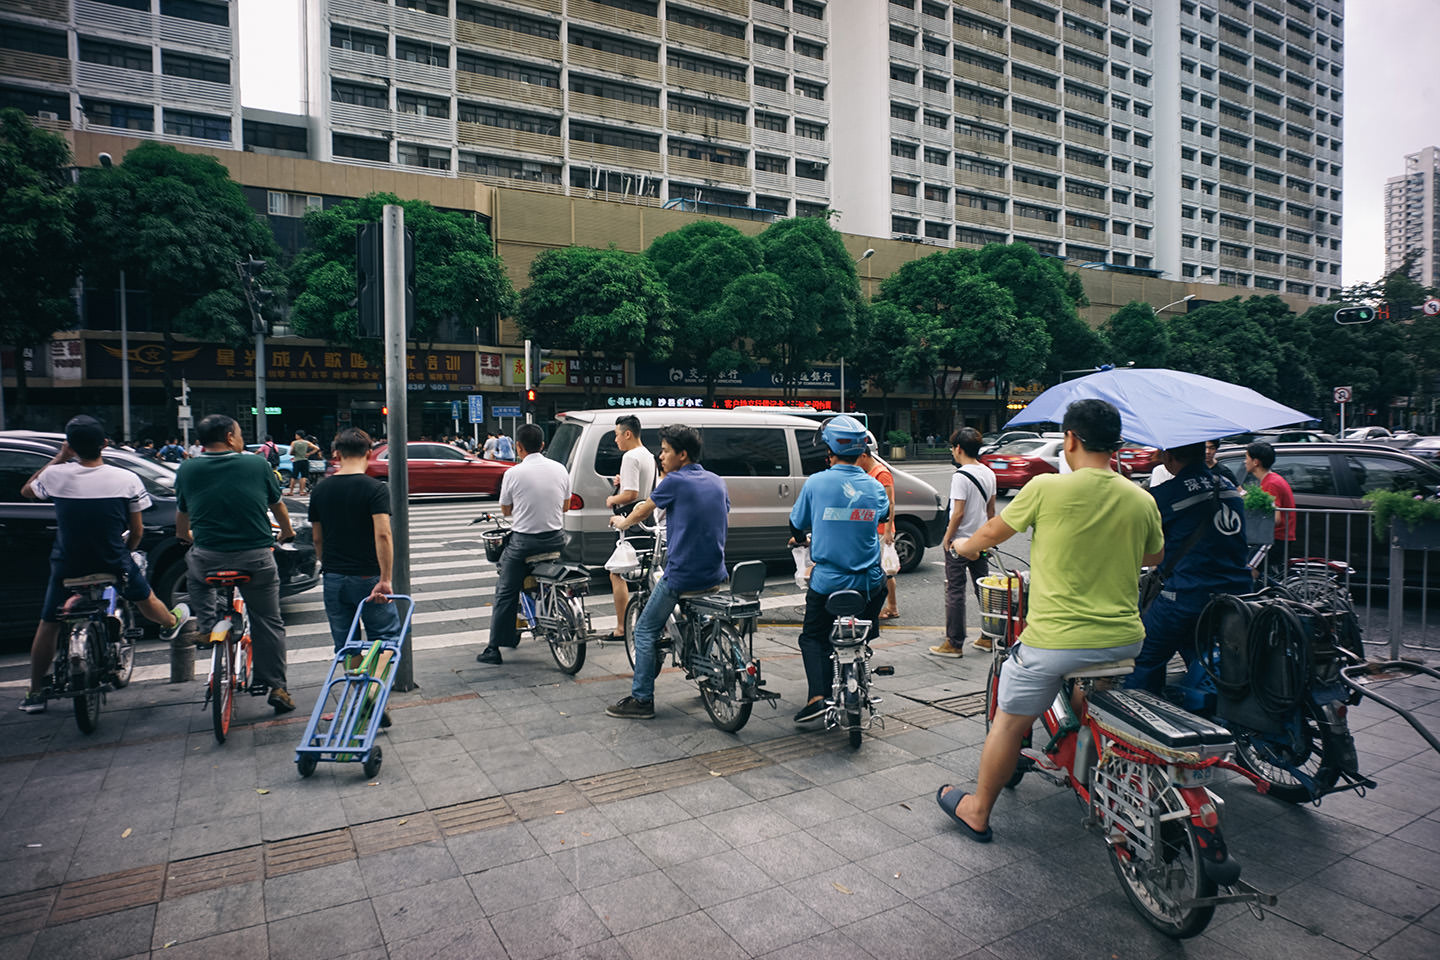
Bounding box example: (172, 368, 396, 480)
(366, 442, 514, 495)
(982, 439, 1061, 495)
(1117, 444, 1161, 476)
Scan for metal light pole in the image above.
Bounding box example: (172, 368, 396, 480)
(1152, 293, 1195, 316)
(524, 337, 533, 425)
(382, 204, 415, 691)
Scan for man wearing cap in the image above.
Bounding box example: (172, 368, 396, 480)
(787, 415, 891, 724)
(936, 399, 1164, 842)
(18, 416, 193, 713)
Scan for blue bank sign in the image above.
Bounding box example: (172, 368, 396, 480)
(634, 363, 840, 391)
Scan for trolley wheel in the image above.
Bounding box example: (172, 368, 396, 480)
(363, 745, 383, 779)
(211, 628, 234, 744)
(296, 754, 317, 778)
(73, 622, 104, 735)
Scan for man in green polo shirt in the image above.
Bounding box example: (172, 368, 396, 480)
(176, 414, 298, 713)
(935, 399, 1164, 842)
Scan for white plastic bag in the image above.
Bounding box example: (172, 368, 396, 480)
(881, 542, 901, 577)
(605, 534, 640, 577)
(792, 545, 812, 589)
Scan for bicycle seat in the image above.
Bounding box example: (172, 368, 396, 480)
(1064, 658, 1135, 681)
(679, 582, 728, 599)
(63, 573, 118, 589)
(532, 561, 590, 582)
(825, 590, 865, 618)
(524, 551, 562, 563)
(1290, 557, 1352, 574)
(204, 570, 252, 586)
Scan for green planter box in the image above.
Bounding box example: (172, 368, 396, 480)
(1393, 518, 1440, 551)
(1245, 510, 1275, 546)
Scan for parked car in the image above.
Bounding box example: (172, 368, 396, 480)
(1223, 429, 1337, 445)
(1212, 442, 1440, 592)
(981, 439, 1061, 494)
(0, 433, 318, 646)
(543, 409, 948, 574)
(366, 441, 514, 495)
(1406, 438, 1440, 463)
(1342, 426, 1393, 442)
(1117, 444, 1162, 476)
(979, 430, 1041, 456)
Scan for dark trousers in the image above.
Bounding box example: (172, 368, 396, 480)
(487, 530, 565, 650)
(1127, 594, 1206, 694)
(944, 550, 989, 644)
(186, 546, 287, 691)
(798, 583, 888, 700)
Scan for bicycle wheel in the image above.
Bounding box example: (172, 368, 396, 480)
(984, 654, 1026, 787)
(210, 624, 234, 743)
(72, 622, 103, 735)
(1104, 764, 1217, 938)
(623, 595, 642, 670)
(841, 662, 863, 750)
(110, 608, 136, 689)
(1232, 708, 1343, 804)
(699, 620, 752, 733)
(547, 596, 587, 676)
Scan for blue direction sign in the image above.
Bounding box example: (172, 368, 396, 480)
(492, 404, 521, 418)
(467, 394, 485, 423)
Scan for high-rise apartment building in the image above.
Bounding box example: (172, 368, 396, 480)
(1384, 146, 1440, 287)
(0, 0, 241, 149)
(0, 0, 1344, 295)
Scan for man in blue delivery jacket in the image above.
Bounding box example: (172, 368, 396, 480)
(789, 416, 892, 725)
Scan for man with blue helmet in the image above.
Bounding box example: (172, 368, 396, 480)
(788, 415, 892, 724)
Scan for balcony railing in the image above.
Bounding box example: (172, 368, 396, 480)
(459, 170, 567, 194)
(509, 0, 562, 12)
(1064, 191, 1107, 214)
(891, 193, 921, 214)
(695, 0, 747, 18)
(1011, 112, 1058, 137)
(792, 94, 829, 119)
(954, 26, 1007, 56)
(668, 154, 750, 185)
(76, 62, 157, 99)
(668, 66, 748, 101)
(11, 0, 69, 18)
(0, 50, 71, 85)
(924, 198, 952, 219)
(457, 72, 563, 109)
(568, 138, 664, 171)
(457, 122, 563, 158)
(955, 133, 1009, 159)
(793, 175, 828, 198)
(754, 169, 792, 192)
(922, 85, 950, 109)
(570, 0, 661, 37)
(958, 206, 1010, 230)
(1063, 28, 1107, 57)
(955, 99, 1007, 124)
(1220, 225, 1251, 242)
(1012, 180, 1058, 203)
(566, 44, 660, 81)
(330, 101, 393, 129)
(1011, 11, 1059, 37)
(75, 0, 150, 40)
(395, 112, 453, 141)
(753, 86, 791, 112)
(752, 2, 789, 30)
(753, 126, 789, 151)
(393, 5, 454, 39)
(1018, 148, 1062, 171)
(158, 13, 231, 48)
(456, 22, 561, 61)
(891, 155, 919, 177)
(666, 21, 746, 59)
(569, 90, 661, 127)
(1063, 92, 1104, 114)
(752, 43, 790, 70)
(1014, 215, 1062, 236)
(392, 58, 451, 89)
(1012, 45, 1059, 72)
(159, 74, 235, 110)
(667, 109, 749, 143)
(1219, 195, 1251, 214)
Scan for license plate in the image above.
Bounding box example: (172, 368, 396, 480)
(1174, 765, 1213, 785)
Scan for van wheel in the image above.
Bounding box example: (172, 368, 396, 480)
(893, 521, 925, 574)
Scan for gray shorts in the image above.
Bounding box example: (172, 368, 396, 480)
(996, 640, 1144, 717)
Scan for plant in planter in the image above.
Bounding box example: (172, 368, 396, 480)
(886, 430, 912, 460)
(1242, 485, 1276, 546)
(1363, 489, 1440, 549)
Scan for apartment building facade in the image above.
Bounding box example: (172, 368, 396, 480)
(1384, 146, 1440, 288)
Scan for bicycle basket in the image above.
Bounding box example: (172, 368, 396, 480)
(978, 574, 1027, 639)
(481, 528, 510, 563)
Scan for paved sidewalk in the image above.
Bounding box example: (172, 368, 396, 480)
(1, 621, 1438, 960)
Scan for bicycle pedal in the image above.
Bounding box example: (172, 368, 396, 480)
(1020, 747, 1063, 773)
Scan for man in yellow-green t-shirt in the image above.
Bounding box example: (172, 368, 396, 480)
(936, 399, 1163, 843)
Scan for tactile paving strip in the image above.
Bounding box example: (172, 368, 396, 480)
(264, 828, 356, 879)
(49, 864, 165, 925)
(435, 796, 516, 837)
(164, 847, 263, 900)
(352, 812, 441, 857)
(0, 889, 56, 937)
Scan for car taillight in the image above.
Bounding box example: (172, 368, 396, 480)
(568, 494, 584, 510)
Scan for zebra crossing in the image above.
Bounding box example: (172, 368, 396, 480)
(0, 500, 813, 687)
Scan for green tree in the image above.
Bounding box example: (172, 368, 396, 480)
(288, 192, 516, 373)
(644, 221, 780, 405)
(1245, 294, 1318, 415)
(971, 242, 1101, 381)
(73, 142, 280, 426)
(0, 110, 78, 425)
(753, 216, 863, 399)
(1167, 297, 1283, 398)
(516, 246, 671, 404)
(1100, 300, 1170, 369)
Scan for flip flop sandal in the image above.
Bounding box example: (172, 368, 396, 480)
(936, 785, 993, 843)
(879, 611, 900, 620)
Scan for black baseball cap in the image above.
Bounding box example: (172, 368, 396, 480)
(64, 415, 107, 450)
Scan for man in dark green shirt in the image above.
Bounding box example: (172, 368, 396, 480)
(176, 414, 298, 713)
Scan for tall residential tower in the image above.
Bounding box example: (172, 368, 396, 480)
(1384, 146, 1440, 287)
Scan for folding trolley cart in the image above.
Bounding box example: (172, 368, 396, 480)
(294, 595, 415, 778)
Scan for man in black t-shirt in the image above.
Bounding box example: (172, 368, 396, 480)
(309, 428, 400, 658)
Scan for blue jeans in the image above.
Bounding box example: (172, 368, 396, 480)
(630, 576, 682, 703)
(323, 573, 401, 654)
(1126, 594, 1206, 695)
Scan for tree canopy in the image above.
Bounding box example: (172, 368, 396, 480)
(288, 192, 515, 349)
(1099, 301, 1170, 369)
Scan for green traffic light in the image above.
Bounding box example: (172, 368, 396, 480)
(1334, 306, 1375, 325)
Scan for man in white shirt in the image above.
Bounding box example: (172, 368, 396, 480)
(477, 423, 571, 665)
(930, 427, 998, 657)
(602, 416, 656, 643)
(482, 432, 499, 460)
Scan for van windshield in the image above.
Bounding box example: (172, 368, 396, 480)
(545, 422, 582, 469)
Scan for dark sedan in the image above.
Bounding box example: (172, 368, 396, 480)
(0, 434, 318, 645)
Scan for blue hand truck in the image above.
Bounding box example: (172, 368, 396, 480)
(294, 595, 415, 779)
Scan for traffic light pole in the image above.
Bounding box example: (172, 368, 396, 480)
(524, 337, 534, 425)
(383, 204, 416, 692)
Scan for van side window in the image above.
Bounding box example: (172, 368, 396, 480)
(701, 429, 788, 477)
(1269, 454, 1339, 496)
(796, 429, 829, 475)
(592, 431, 661, 480)
(1345, 455, 1438, 496)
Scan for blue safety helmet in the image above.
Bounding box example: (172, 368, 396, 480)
(819, 415, 868, 457)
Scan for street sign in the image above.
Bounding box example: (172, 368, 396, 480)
(177, 417, 193, 429)
(467, 394, 485, 423)
(249, 406, 282, 415)
(492, 404, 521, 418)
(1424, 298, 1440, 316)
(1333, 386, 1352, 403)
(177, 404, 191, 420)
(450, 400, 461, 420)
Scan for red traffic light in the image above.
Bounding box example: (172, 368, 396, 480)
(525, 388, 537, 403)
(380, 405, 389, 416)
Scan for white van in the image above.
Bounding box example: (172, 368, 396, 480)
(542, 409, 947, 572)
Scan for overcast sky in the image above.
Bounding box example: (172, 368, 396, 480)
(238, 0, 1440, 287)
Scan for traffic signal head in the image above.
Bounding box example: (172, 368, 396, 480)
(1334, 306, 1376, 325)
(380, 405, 388, 417)
(525, 388, 537, 404)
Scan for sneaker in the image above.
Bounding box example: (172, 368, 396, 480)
(159, 603, 193, 642)
(928, 641, 965, 658)
(971, 637, 993, 652)
(268, 687, 296, 714)
(18, 691, 45, 714)
(606, 696, 654, 720)
(476, 646, 503, 665)
(793, 698, 826, 724)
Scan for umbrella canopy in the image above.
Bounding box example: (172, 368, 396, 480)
(1004, 368, 1314, 449)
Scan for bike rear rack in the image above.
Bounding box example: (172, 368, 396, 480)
(1340, 659, 1440, 755)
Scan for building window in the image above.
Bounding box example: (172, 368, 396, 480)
(796, 201, 827, 218)
(244, 120, 307, 153)
(924, 183, 950, 202)
(889, 27, 916, 46)
(922, 111, 948, 130)
(395, 38, 448, 67)
(890, 64, 916, 84)
(924, 147, 948, 165)
(331, 26, 386, 55)
(161, 50, 229, 83)
(957, 227, 1008, 246)
(955, 155, 1005, 177)
(160, 0, 229, 25)
(755, 154, 787, 174)
(397, 91, 449, 118)
(333, 81, 388, 109)
(163, 109, 230, 142)
(754, 71, 786, 91)
(1013, 168, 1057, 188)
(754, 111, 787, 132)
(81, 98, 152, 131)
(794, 79, 826, 100)
(1015, 204, 1059, 222)
(925, 221, 951, 240)
(795, 159, 826, 181)
(795, 119, 826, 140)
(459, 5, 560, 39)
(793, 0, 825, 20)
(569, 122, 658, 151)
(465, 105, 560, 136)
(755, 29, 786, 50)
(891, 103, 917, 122)
(794, 38, 825, 60)
(958, 192, 1005, 212)
(891, 178, 918, 197)
(456, 54, 559, 88)
(267, 191, 322, 217)
(78, 38, 153, 72)
(398, 143, 450, 170)
(891, 140, 917, 159)
(574, 75, 661, 108)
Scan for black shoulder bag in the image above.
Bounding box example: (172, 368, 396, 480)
(1139, 486, 1220, 614)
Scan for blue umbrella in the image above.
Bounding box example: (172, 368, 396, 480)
(1004, 368, 1315, 449)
